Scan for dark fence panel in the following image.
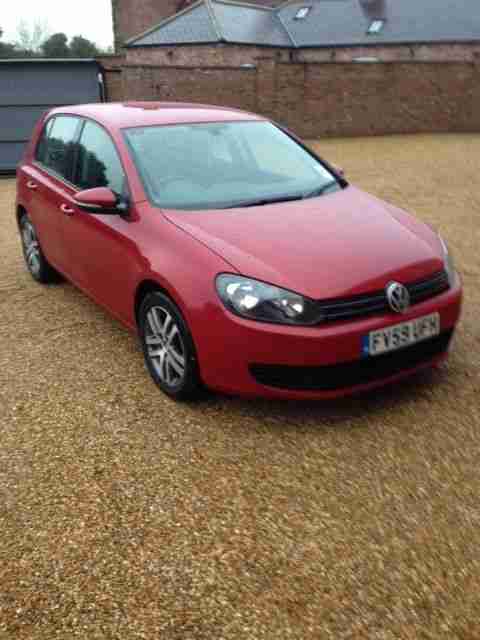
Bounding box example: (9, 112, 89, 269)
(0, 60, 103, 173)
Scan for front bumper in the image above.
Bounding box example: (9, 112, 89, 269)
(195, 274, 462, 400)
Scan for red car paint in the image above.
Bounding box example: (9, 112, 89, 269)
(16, 103, 462, 399)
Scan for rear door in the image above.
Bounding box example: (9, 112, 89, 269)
(23, 115, 82, 272)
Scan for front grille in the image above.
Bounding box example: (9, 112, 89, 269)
(249, 330, 453, 392)
(314, 270, 450, 323)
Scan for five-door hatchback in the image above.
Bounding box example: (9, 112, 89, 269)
(16, 102, 462, 400)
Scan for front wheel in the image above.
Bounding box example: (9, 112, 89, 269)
(139, 292, 203, 401)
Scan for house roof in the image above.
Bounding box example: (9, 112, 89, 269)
(127, 0, 480, 48)
(132, 3, 219, 46)
(127, 0, 294, 47)
(209, 1, 292, 46)
(281, 0, 480, 47)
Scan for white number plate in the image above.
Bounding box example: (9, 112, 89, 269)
(362, 312, 440, 357)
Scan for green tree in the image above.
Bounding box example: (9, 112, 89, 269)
(69, 35, 99, 58)
(41, 32, 70, 58)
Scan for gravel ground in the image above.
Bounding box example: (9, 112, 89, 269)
(0, 134, 479, 639)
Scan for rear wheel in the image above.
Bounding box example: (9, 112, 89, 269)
(139, 291, 203, 401)
(19, 213, 61, 284)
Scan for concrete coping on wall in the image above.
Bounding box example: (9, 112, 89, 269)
(281, 58, 480, 65)
(122, 64, 258, 71)
(121, 60, 479, 70)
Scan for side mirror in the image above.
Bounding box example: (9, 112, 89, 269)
(74, 187, 126, 215)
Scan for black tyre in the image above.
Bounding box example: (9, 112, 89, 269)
(19, 212, 61, 284)
(139, 291, 203, 401)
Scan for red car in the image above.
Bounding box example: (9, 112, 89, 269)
(16, 102, 462, 401)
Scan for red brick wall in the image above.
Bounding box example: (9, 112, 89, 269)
(126, 43, 480, 67)
(121, 65, 257, 112)
(295, 43, 480, 63)
(103, 59, 480, 138)
(125, 44, 290, 67)
(103, 70, 124, 102)
(98, 55, 126, 102)
(296, 62, 480, 137)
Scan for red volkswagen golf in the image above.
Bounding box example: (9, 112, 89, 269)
(16, 103, 462, 401)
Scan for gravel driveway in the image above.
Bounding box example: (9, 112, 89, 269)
(0, 134, 479, 639)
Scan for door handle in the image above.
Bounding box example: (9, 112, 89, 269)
(60, 204, 75, 216)
(27, 181, 38, 190)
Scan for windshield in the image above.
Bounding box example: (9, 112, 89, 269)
(124, 121, 341, 211)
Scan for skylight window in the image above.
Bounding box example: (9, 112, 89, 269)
(367, 19, 385, 35)
(295, 7, 311, 19)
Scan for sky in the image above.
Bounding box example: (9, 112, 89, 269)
(1, 0, 114, 49)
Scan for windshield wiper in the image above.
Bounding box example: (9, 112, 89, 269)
(303, 180, 339, 200)
(224, 181, 340, 209)
(225, 193, 304, 209)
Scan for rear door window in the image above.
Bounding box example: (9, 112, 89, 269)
(36, 115, 81, 182)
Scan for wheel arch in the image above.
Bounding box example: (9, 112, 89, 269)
(134, 279, 180, 327)
(16, 204, 27, 229)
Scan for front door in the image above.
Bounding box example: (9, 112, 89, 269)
(59, 118, 137, 325)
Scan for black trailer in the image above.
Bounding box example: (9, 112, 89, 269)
(0, 59, 104, 174)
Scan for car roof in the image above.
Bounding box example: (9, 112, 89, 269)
(47, 102, 265, 129)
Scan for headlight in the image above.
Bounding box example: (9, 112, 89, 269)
(439, 235, 455, 286)
(216, 274, 323, 325)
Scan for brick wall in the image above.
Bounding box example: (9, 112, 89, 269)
(121, 65, 257, 112)
(294, 62, 480, 137)
(126, 43, 480, 67)
(98, 56, 125, 102)
(102, 58, 480, 138)
(103, 69, 124, 102)
(125, 45, 291, 67)
(294, 42, 480, 63)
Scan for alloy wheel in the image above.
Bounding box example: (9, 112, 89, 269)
(145, 306, 186, 387)
(21, 219, 41, 277)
